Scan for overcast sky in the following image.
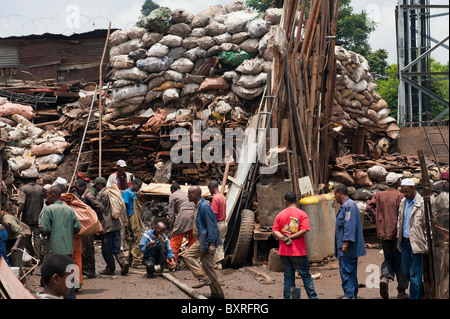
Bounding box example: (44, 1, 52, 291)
(0, 0, 448, 65)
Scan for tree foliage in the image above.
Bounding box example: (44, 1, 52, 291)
(245, 0, 274, 12)
(366, 49, 389, 76)
(141, 0, 160, 17)
(337, 0, 375, 57)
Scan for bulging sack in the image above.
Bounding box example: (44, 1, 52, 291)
(106, 184, 126, 219)
(61, 193, 103, 237)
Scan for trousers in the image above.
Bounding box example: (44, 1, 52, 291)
(381, 239, 409, 291)
(280, 255, 318, 299)
(170, 230, 195, 261)
(183, 240, 224, 298)
(401, 239, 423, 299)
(102, 230, 127, 271)
(339, 256, 359, 298)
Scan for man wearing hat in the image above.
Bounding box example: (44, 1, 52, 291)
(94, 177, 130, 275)
(365, 172, 409, 299)
(17, 172, 44, 260)
(397, 178, 426, 299)
(106, 160, 135, 192)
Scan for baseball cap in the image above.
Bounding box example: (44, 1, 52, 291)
(94, 177, 107, 185)
(117, 160, 127, 167)
(385, 172, 402, 185)
(400, 178, 415, 187)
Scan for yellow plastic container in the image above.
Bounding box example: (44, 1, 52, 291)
(322, 193, 337, 257)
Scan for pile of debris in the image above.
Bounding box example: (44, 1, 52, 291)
(0, 97, 70, 182)
(61, 2, 287, 183)
(329, 152, 449, 225)
(106, 2, 281, 118)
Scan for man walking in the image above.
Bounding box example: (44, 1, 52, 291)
(74, 179, 105, 278)
(167, 183, 195, 262)
(365, 173, 409, 299)
(17, 173, 43, 260)
(397, 178, 427, 299)
(272, 191, 318, 299)
(94, 177, 130, 276)
(40, 185, 81, 256)
(183, 186, 224, 299)
(334, 184, 366, 299)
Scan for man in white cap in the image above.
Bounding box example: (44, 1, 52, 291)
(397, 178, 426, 299)
(365, 172, 409, 299)
(106, 160, 135, 192)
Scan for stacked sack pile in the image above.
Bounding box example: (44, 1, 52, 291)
(0, 97, 69, 182)
(106, 1, 282, 118)
(331, 46, 397, 131)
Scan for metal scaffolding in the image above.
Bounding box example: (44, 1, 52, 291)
(395, 0, 449, 127)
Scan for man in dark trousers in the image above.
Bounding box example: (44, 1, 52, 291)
(17, 173, 43, 260)
(334, 184, 366, 299)
(365, 172, 409, 299)
(183, 186, 224, 299)
(94, 177, 130, 276)
(272, 191, 318, 299)
(74, 179, 105, 278)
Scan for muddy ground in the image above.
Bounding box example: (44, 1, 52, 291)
(23, 231, 406, 300)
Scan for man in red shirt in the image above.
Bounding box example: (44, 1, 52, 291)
(273, 191, 318, 299)
(207, 180, 227, 268)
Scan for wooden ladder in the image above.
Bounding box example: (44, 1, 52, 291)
(423, 125, 449, 174)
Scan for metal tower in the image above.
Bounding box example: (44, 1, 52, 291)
(395, 0, 449, 127)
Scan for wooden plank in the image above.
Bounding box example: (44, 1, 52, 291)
(0, 257, 35, 299)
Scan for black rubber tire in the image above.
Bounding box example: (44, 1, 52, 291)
(231, 209, 255, 267)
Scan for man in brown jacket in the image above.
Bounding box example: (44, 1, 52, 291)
(167, 183, 195, 262)
(94, 177, 129, 276)
(365, 173, 408, 299)
(17, 173, 43, 260)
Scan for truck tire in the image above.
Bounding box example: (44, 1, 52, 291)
(231, 209, 255, 267)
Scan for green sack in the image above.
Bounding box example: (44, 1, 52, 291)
(141, 7, 172, 33)
(218, 50, 254, 67)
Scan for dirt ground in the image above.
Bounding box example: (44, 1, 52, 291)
(23, 231, 405, 300)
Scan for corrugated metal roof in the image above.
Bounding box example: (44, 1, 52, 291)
(0, 40, 21, 67)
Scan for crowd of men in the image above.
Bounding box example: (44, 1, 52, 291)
(0, 157, 448, 299)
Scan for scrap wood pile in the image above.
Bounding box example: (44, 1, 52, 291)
(266, 0, 340, 193)
(330, 152, 449, 225)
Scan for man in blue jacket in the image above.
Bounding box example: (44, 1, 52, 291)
(139, 222, 175, 276)
(334, 184, 366, 299)
(182, 186, 224, 299)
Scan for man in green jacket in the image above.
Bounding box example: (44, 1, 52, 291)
(40, 186, 81, 257)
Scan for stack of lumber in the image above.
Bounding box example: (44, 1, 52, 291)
(270, 0, 339, 194)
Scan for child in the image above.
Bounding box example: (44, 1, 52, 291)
(37, 254, 76, 299)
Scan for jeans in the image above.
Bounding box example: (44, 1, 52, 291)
(101, 230, 125, 271)
(339, 256, 358, 298)
(142, 242, 169, 275)
(280, 255, 318, 299)
(401, 239, 423, 299)
(381, 239, 409, 291)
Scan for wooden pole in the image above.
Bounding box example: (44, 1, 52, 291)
(98, 22, 111, 177)
(418, 149, 436, 299)
(221, 161, 231, 195)
(158, 273, 208, 299)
